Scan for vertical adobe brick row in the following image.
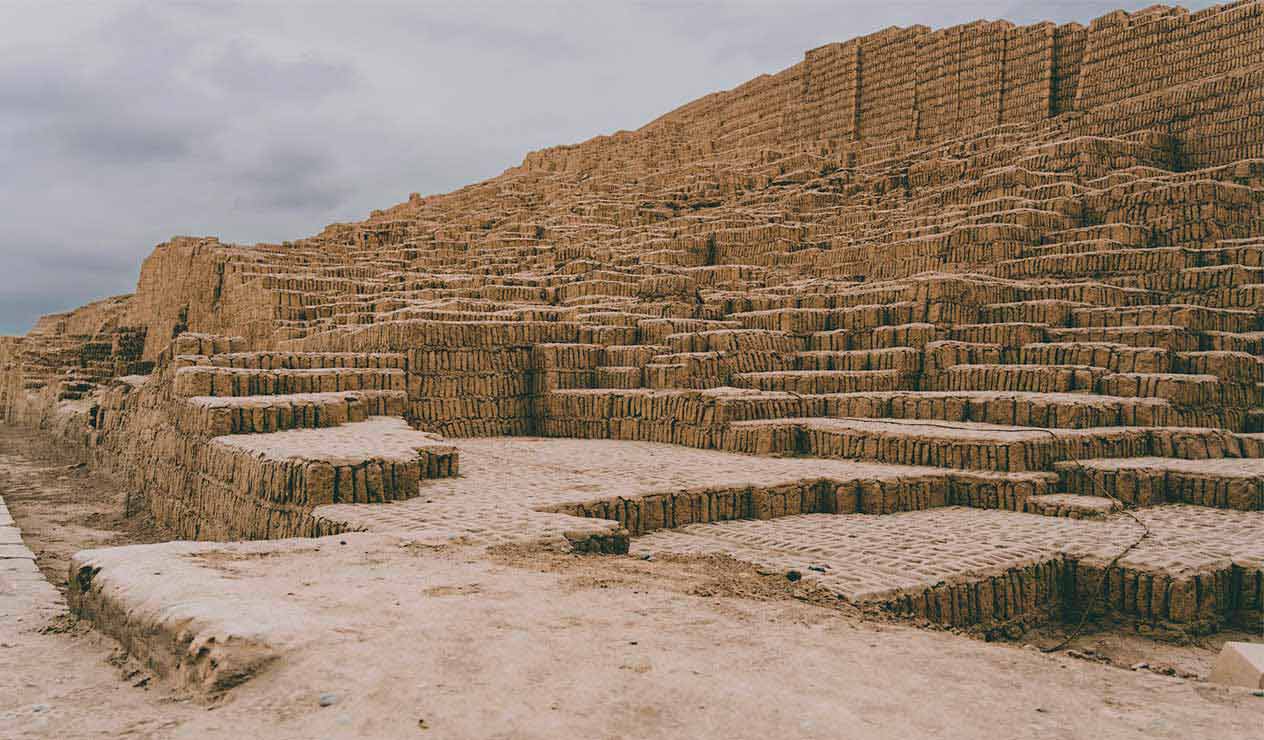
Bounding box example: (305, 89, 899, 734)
(913, 25, 960, 142)
(956, 21, 1008, 134)
(856, 26, 927, 143)
(798, 40, 861, 144)
(1000, 22, 1055, 125)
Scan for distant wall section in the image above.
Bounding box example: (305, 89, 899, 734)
(521, 1, 1264, 173)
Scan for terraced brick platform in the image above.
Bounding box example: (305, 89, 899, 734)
(310, 436, 1054, 546)
(636, 505, 1264, 632)
(298, 435, 1262, 633)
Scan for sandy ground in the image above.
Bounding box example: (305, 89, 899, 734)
(0, 430, 174, 586)
(2, 426, 1263, 739)
(0, 429, 201, 738)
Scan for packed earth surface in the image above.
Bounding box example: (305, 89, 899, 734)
(4, 2, 1264, 737)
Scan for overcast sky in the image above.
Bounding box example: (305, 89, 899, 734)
(0, 0, 1221, 334)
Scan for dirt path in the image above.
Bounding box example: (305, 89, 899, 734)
(0, 429, 172, 588)
(2, 426, 1263, 738)
(0, 429, 200, 739)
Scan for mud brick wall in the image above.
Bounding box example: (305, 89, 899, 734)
(281, 322, 584, 438)
(1097, 372, 1259, 408)
(531, 343, 604, 392)
(168, 333, 248, 358)
(1063, 557, 1230, 633)
(542, 388, 810, 450)
(881, 550, 1256, 634)
(734, 369, 910, 394)
(712, 66, 802, 152)
(912, 25, 963, 143)
(1075, 3, 1264, 113)
(176, 391, 405, 437)
(1073, 6, 1191, 111)
(543, 381, 1232, 457)
(954, 21, 1009, 134)
(193, 351, 407, 371)
(79, 334, 430, 540)
(1001, 22, 1056, 125)
(1072, 304, 1260, 334)
(946, 471, 1058, 511)
(515, 5, 1264, 185)
(127, 239, 263, 360)
(1072, 3, 1264, 168)
(882, 559, 1068, 633)
(90, 374, 216, 533)
(0, 373, 19, 424)
(794, 423, 1245, 472)
(644, 350, 790, 390)
(1088, 180, 1264, 246)
(549, 470, 1056, 540)
(185, 436, 456, 541)
(406, 347, 535, 437)
(173, 367, 405, 397)
(1019, 343, 1171, 374)
(282, 320, 582, 353)
(835, 388, 1183, 428)
(796, 347, 922, 372)
(544, 480, 840, 538)
(1233, 563, 1264, 624)
(857, 26, 926, 142)
(1056, 462, 1264, 510)
(798, 40, 860, 143)
(1176, 350, 1264, 383)
(923, 364, 1108, 394)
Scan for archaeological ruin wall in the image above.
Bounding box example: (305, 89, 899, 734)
(5, 2, 1264, 636)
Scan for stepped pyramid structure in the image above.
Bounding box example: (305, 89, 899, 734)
(7, 2, 1264, 637)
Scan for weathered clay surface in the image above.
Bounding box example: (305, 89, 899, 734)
(67, 540, 301, 694)
(35, 533, 1264, 737)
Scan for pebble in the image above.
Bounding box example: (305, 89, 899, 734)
(785, 570, 802, 582)
(319, 692, 339, 707)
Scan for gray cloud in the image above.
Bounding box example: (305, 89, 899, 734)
(29, 119, 197, 164)
(235, 146, 351, 212)
(205, 41, 361, 100)
(0, 0, 1225, 335)
(0, 64, 89, 115)
(0, 244, 138, 334)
